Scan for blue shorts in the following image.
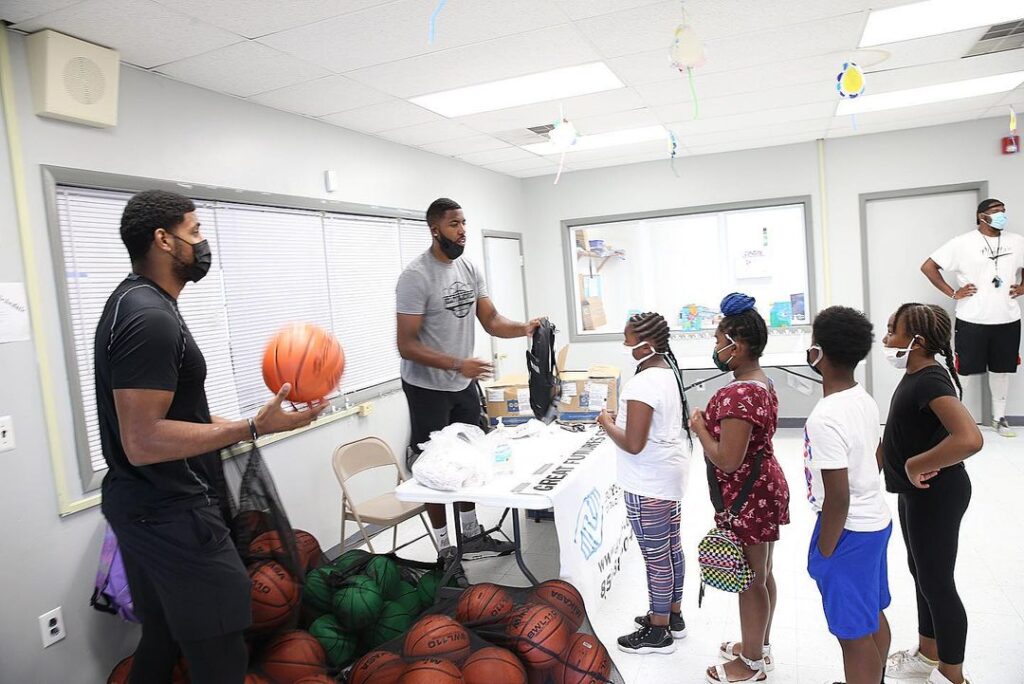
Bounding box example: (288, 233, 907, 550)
(807, 517, 892, 640)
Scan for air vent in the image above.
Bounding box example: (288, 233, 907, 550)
(527, 124, 555, 136)
(964, 19, 1024, 57)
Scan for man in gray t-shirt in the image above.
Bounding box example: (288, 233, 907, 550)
(397, 197, 538, 567)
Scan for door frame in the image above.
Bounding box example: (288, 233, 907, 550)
(482, 230, 530, 372)
(859, 180, 990, 421)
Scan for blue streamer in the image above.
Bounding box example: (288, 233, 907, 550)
(428, 0, 447, 44)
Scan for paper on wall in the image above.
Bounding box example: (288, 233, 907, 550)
(0, 282, 30, 344)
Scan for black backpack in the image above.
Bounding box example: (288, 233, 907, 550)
(526, 318, 561, 424)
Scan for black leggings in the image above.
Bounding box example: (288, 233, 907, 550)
(897, 466, 972, 665)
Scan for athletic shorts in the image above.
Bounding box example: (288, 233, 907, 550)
(403, 380, 485, 469)
(807, 517, 892, 640)
(954, 319, 1021, 375)
(108, 506, 252, 641)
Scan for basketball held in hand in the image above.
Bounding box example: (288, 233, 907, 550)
(262, 323, 344, 403)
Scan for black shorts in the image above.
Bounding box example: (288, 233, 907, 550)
(954, 319, 1022, 375)
(108, 506, 252, 641)
(403, 380, 485, 468)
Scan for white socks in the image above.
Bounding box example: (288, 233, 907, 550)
(434, 525, 450, 550)
(989, 372, 1010, 421)
(460, 508, 481, 537)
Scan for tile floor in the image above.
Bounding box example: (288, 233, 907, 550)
(385, 428, 1024, 683)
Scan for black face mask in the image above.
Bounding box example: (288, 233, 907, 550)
(169, 233, 212, 283)
(435, 232, 465, 260)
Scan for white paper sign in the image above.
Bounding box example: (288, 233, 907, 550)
(0, 282, 30, 344)
(586, 382, 609, 410)
(516, 388, 531, 414)
(561, 382, 577, 397)
(487, 388, 506, 403)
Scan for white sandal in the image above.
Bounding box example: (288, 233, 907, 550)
(706, 654, 768, 683)
(719, 642, 774, 672)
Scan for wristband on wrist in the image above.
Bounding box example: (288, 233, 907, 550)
(247, 417, 259, 441)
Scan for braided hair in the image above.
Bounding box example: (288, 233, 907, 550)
(627, 312, 692, 444)
(893, 302, 963, 398)
(718, 293, 768, 359)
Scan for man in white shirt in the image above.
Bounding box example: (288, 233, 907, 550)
(921, 198, 1024, 437)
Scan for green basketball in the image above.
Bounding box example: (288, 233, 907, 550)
(303, 565, 341, 614)
(367, 600, 417, 648)
(332, 575, 384, 630)
(416, 571, 441, 608)
(394, 580, 421, 615)
(365, 556, 401, 599)
(332, 548, 370, 574)
(309, 614, 359, 667)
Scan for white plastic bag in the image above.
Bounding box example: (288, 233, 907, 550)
(412, 423, 492, 491)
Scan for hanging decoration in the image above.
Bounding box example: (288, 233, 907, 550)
(668, 130, 680, 177)
(427, 0, 446, 44)
(836, 61, 865, 131)
(1011, 106, 1018, 135)
(548, 107, 579, 185)
(669, 3, 705, 120)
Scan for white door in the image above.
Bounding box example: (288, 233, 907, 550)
(483, 234, 528, 380)
(865, 190, 984, 422)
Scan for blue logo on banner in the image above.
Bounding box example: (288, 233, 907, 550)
(574, 488, 603, 560)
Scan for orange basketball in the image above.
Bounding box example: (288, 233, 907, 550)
(244, 675, 271, 684)
(462, 647, 527, 684)
(456, 583, 515, 625)
(529, 580, 585, 632)
(293, 676, 337, 684)
(349, 650, 407, 684)
(109, 655, 189, 684)
(556, 633, 610, 684)
(505, 604, 570, 669)
(403, 614, 471, 663)
(262, 323, 345, 403)
(249, 561, 301, 631)
(294, 529, 324, 570)
(399, 657, 464, 684)
(260, 630, 327, 682)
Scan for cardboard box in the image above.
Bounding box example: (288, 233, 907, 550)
(482, 374, 533, 426)
(581, 295, 607, 331)
(557, 365, 620, 423)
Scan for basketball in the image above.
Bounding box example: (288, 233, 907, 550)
(294, 529, 324, 570)
(262, 322, 345, 403)
(308, 614, 359, 668)
(403, 614, 471, 663)
(529, 580, 585, 632)
(244, 674, 271, 684)
(303, 565, 341, 614)
(107, 655, 131, 684)
(456, 583, 515, 625)
(259, 630, 327, 682)
(368, 599, 418, 648)
(416, 570, 442, 608)
(556, 632, 611, 684)
(394, 580, 421, 614)
(462, 647, 527, 684)
(233, 509, 272, 544)
(332, 548, 370, 573)
(505, 604, 570, 669)
(399, 657, 464, 684)
(366, 555, 401, 598)
(350, 650, 407, 684)
(249, 561, 300, 631)
(293, 676, 337, 684)
(332, 575, 384, 630)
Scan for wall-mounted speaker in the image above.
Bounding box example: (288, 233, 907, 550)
(25, 30, 119, 128)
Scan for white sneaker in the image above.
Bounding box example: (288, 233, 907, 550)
(926, 668, 971, 684)
(994, 417, 1017, 438)
(886, 648, 938, 680)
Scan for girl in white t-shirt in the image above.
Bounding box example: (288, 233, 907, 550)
(597, 312, 693, 655)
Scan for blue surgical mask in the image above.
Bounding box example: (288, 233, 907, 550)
(987, 211, 1008, 230)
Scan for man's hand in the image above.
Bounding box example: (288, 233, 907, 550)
(1010, 283, 1024, 298)
(953, 284, 977, 300)
(253, 384, 329, 436)
(459, 357, 494, 380)
(523, 317, 544, 338)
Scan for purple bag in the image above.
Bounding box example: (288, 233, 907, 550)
(90, 523, 139, 623)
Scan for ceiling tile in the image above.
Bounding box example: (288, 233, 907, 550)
(828, 96, 1005, 135)
(555, 139, 667, 163)
(827, 108, 991, 139)
(458, 147, 540, 165)
(156, 41, 330, 97)
(573, 108, 660, 135)
(344, 25, 599, 98)
(0, 0, 80, 23)
(606, 49, 677, 86)
(511, 166, 560, 178)
(248, 75, 391, 117)
(13, 0, 242, 68)
(319, 99, 442, 132)
(419, 135, 509, 156)
(152, 0, 391, 39)
(555, 0, 664, 21)
(258, 0, 568, 73)
(864, 49, 1024, 95)
(575, 1, 683, 60)
(684, 132, 812, 156)
(567, 149, 668, 170)
(866, 28, 988, 71)
(375, 119, 480, 146)
(652, 81, 835, 123)
(454, 88, 644, 134)
(679, 118, 832, 147)
(664, 101, 837, 136)
(483, 157, 560, 173)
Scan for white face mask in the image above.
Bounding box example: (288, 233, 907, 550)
(883, 337, 917, 369)
(622, 341, 657, 365)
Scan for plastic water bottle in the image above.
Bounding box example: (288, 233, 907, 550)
(493, 417, 514, 475)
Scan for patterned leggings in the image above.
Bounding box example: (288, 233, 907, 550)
(624, 492, 684, 616)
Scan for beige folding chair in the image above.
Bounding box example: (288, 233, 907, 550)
(331, 437, 437, 555)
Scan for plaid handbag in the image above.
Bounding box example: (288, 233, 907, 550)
(697, 452, 764, 607)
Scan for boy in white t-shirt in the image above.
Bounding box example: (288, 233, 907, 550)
(597, 312, 693, 656)
(804, 306, 893, 684)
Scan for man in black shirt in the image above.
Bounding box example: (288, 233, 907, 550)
(96, 190, 324, 684)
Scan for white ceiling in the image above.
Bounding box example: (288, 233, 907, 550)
(6, 0, 1024, 178)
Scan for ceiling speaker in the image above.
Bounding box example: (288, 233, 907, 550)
(26, 30, 119, 128)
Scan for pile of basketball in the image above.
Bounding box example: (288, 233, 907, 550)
(347, 579, 612, 684)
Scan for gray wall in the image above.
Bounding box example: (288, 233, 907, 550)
(0, 29, 524, 683)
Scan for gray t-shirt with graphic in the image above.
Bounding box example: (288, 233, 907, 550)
(396, 250, 488, 392)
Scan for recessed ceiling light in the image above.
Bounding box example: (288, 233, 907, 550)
(409, 63, 624, 118)
(860, 0, 1024, 47)
(523, 125, 667, 155)
(836, 71, 1024, 115)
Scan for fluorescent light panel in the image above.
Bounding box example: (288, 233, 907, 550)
(523, 125, 667, 155)
(410, 62, 623, 118)
(860, 0, 1024, 47)
(836, 71, 1024, 115)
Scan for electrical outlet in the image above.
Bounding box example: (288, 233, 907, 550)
(38, 607, 65, 648)
(357, 402, 374, 417)
(0, 416, 13, 452)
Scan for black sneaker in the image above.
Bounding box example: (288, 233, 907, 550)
(616, 624, 676, 655)
(633, 612, 688, 639)
(438, 547, 469, 588)
(462, 532, 515, 560)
